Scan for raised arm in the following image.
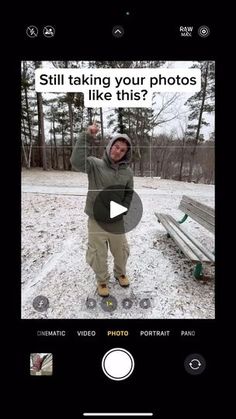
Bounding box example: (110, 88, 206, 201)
(70, 131, 92, 173)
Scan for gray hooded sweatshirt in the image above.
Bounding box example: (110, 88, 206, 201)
(70, 132, 134, 220)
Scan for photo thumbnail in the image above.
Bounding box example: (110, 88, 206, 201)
(21, 60, 215, 319)
(30, 353, 53, 376)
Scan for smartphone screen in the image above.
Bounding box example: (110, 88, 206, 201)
(17, 12, 222, 417)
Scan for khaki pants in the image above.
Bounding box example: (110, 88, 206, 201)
(86, 217, 130, 283)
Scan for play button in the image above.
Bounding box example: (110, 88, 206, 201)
(93, 185, 143, 234)
(110, 201, 127, 219)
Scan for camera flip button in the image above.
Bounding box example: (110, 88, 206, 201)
(184, 353, 206, 375)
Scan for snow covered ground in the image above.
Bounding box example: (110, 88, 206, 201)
(21, 168, 215, 319)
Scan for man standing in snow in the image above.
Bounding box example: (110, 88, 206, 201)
(70, 124, 133, 297)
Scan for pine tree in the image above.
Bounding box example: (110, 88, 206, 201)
(185, 61, 215, 181)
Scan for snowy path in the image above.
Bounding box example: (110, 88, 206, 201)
(21, 169, 215, 319)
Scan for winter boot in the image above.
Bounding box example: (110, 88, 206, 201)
(97, 282, 109, 297)
(116, 274, 130, 287)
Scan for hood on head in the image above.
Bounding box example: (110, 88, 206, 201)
(105, 133, 132, 165)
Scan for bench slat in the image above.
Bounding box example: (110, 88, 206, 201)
(179, 199, 214, 223)
(156, 213, 198, 261)
(169, 215, 215, 262)
(155, 213, 215, 263)
(179, 195, 214, 233)
(179, 202, 215, 233)
(181, 195, 214, 216)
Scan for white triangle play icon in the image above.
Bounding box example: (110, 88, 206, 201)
(110, 201, 127, 219)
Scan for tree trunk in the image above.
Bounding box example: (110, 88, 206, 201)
(160, 147, 167, 178)
(50, 140, 53, 169)
(155, 158, 160, 177)
(22, 118, 29, 167)
(188, 62, 209, 182)
(21, 139, 28, 168)
(23, 61, 33, 167)
(68, 95, 74, 147)
(88, 108, 93, 125)
(118, 108, 125, 133)
(65, 61, 74, 148)
(178, 139, 186, 181)
(61, 125, 66, 170)
(37, 92, 47, 170)
(52, 119, 58, 169)
(139, 151, 144, 177)
(100, 108, 104, 140)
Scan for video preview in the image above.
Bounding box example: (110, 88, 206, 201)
(21, 60, 215, 319)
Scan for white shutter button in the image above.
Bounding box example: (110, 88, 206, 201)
(102, 348, 135, 381)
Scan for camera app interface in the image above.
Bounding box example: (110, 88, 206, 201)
(18, 19, 219, 417)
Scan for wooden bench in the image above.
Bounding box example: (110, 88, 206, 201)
(155, 195, 215, 279)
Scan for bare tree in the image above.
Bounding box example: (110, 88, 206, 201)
(35, 61, 47, 170)
(185, 61, 215, 181)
